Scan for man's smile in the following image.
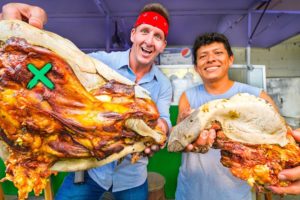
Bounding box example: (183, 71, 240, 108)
(204, 66, 219, 72)
(141, 46, 153, 54)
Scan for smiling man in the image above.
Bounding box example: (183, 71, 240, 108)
(174, 32, 296, 200)
(1, 2, 172, 200)
(84, 5, 172, 200)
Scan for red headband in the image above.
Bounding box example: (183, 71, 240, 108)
(134, 11, 169, 37)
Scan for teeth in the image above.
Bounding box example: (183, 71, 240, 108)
(141, 47, 152, 54)
(205, 66, 218, 71)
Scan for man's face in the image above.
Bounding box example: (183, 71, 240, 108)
(130, 24, 166, 67)
(195, 42, 234, 83)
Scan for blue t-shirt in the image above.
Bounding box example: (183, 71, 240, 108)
(175, 82, 261, 200)
(87, 49, 172, 192)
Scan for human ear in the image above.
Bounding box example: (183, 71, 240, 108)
(159, 40, 167, 53)
(130, 28, 136, 43)
(229, 55, 234, 66)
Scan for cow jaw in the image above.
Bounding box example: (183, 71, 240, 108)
(0, 20, 165, 200)
(168, 93, 288, 152)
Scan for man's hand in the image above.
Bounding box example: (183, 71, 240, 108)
(0, 3, 47, 29)
(185, 129, 216, 153)
(178, 106, 217, 153)
(268, 129, 300, 194)
(156, 118, 169, 136)
(144, 118, 168, 156)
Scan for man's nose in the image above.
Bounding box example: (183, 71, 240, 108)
(145, 34, 154, 45)
(207, 53, 216, 62)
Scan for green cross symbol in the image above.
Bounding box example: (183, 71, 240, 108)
(27, 63, 54, 90)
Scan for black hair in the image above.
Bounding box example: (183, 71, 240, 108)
(192, 32, 233, 65)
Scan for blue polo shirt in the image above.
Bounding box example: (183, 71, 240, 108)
(87, 49, 172, 192)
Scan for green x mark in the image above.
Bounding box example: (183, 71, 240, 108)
(27, 63, 54, 90)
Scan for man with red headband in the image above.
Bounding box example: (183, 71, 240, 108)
(1, 2, 171, 200)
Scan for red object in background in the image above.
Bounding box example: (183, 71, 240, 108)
(181, 48, 191, 58)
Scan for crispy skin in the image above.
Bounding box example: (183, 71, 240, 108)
(0, 37, 162, 199)
(213, 124, 300, 192)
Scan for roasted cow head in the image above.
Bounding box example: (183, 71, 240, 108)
(168, 93, 300, 192)
(0, 20, 166, 199)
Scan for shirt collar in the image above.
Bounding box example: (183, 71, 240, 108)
(142, 63, 158, 83)
(116, 49, 131, 70)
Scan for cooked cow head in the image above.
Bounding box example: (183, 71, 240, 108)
(0, 20, 166, 199)
(168, 93, 300, 191)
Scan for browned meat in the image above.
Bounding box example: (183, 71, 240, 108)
(0, 37, 164, 199)
(213, 124, 300, 192)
